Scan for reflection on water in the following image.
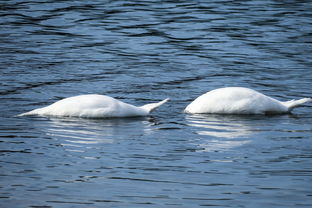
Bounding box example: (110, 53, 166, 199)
(197, 139, 251, 153)
(44, 117, 154, 152)
(186, 114, 255, 138)
(186, 114, 253, 152)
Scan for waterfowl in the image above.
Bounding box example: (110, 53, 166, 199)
(185, 87, 311, 115)
(19, 94, 169, 118)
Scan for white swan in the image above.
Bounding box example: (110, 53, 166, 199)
(19, 94, 169, 118)
(185, 87, 311, 115)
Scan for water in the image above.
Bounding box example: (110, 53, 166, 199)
(1, 0, 312, 207)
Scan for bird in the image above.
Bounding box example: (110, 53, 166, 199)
(184, 87, 311, 115)
(18, 94, 169, 118)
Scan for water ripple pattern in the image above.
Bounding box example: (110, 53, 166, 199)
(1, 0, 312, 207)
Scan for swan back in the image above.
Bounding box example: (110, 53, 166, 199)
(185, 87, 288, 114)
(20, 94, 147, 118)
(19, 95, 170, 118)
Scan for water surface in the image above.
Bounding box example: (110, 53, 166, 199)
(1, 0, 312, 207)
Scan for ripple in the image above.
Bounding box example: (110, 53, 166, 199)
(1, 0, 312, 207)
(40, 117, 155, 153)
(186, 114, 253, 152)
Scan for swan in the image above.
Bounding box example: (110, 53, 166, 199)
(18, 94, 169, 118)
(185, 87, 311, 115)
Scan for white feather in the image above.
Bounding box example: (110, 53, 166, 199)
(19, 94, 169, 118)
(185, 87, 311, 115)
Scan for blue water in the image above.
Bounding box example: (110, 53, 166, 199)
(1, 0, 312, 207)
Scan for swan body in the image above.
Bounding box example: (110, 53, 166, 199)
(19, 94, 169, 118)
(185, 87, 311, 115)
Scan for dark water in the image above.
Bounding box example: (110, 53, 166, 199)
(1, 0, 312, 207)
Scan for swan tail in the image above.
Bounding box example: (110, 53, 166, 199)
(283, 98, 312, 111)
(140, 98, 170, 113)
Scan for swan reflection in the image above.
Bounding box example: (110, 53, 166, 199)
(44, 117, 154, 152)
(186, 114, 255, 152)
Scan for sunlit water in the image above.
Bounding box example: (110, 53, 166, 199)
(1, 1, 312, 207)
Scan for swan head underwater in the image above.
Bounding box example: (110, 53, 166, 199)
(184, 87, 311, 115)
(18, 94, 170, 118)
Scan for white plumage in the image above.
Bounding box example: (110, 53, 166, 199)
(185, 87, 311, 115)
(19, 94, 169, 118)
